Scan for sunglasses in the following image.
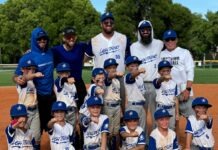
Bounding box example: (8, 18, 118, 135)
(24, 67, 36, 70)
(37, 37, 47, 41)
(64, 34, 76, 40)
(139, 28, 151, 33)
(103, 20, 114, 25)
(165, 37, 176, 42)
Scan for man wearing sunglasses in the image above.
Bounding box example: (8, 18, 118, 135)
(160, 29, 195, 119)
(13, 27, 55, 149)
(130, 20, 164, 135)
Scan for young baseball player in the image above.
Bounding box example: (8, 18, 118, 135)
(80, 96, 109, 150)
(5, 104, 36, 149)
(153, 60, 179, 130)
(149, 108, 179, 150)
(124, 56, 146, 130)
(185, 97, 214, 150)
(103, 58, 123, 149)
(120, 110, 146, 150)
(16, 57, 44, 148)
(54, 62, 78, 128)
(47, 101, 74, 150)
(79, 68, 106, 117)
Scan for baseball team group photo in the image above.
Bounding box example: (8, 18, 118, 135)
(0, 0, 218, 150)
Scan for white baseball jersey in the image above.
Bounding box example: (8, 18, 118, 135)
(104, 78, 120, 102)
(120, 126, 146, 149)
(54, 77, 78, 107)
(185, 115, 214, 148)
(79, 84, 104, 117)
(149, 128, 179, 150)
(160, 47, 195, 95)
(48, 122, 74, 150)
(124, 73, 146, 102)
(5, 125, 35, 150)
(83, 114, 109, 145)
(130, 21, 163, 82)
(86, 31, 127, 72)
(153, 78, 178, 106)
(17, 80, 37, 107)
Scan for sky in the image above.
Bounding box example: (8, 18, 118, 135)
(0, 0, 217, 15)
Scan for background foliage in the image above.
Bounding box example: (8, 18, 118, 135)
(0, 0, 218, 63)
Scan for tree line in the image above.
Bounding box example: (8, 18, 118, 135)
(0, 0, 217, 63)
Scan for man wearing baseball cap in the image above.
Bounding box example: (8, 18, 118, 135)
(160, 29, 195, 118)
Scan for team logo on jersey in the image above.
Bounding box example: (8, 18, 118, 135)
(141, 54, 158, 64)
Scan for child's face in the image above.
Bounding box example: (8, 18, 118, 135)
(13, 116, 27, 128)
(156, 117, 170, 129)
(88, 105, 101, 117)
(105, 65, 117, 74)
(21, 67, 36, 74)
(126, 63, 139, 73)
(194, 105, 208, 118)
(58, 72, 70, 78)
(125, 119, 139, 131)
(92, 74, 105, 87)
(159, 67, 171, 76)
(53, 110, 65, 122)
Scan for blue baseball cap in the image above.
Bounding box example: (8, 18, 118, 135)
(124, 110, 139, 121)
(192, 97, 212, 108)
(56, 62, 71, 72)
(100, 12, 114, 22)
(158, 60, 173, 71)
(138, 20, 151, 29)
(154, 108, 172, 120)
(52, 101, 67, 112)
(86, 96, 103, 107)
(10, 104, 28, 117)
(104, 58, 118, 68)
(20, 58, 37, 68)
(36, 30, 48, 40)
(92, 68, 105, 77)
(163, 29, 177, 40)
(125, 56, 142, 66)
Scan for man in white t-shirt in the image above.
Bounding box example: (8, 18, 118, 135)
(85, 12, 131, 114)
(160, 29, 194, 118)
(130, 20, 164, 131)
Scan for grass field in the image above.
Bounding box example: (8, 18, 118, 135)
(0, 68, 218, 86)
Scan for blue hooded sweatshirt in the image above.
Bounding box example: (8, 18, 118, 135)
(15, 27, 54, 95)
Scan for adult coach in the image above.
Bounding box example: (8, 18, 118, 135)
(13, 27, 55, 136)
(160, 29, 194, 117)
(130, 20, 164, 130)
(52, 27, 87, 108)
(85, 12, 131, 112)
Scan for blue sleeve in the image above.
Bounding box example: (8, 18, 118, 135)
(5, 125, 15, 144)
(90, 85, 97, 96)
(101, 118, 109, 133)
(153, 78, 161, 89)
(185, 119, 193, 133)
(206, 117, 213, 129)
(175, 84, 178, 96)
(32, 138, 36, 148)
(85, 40, 94, 57)
(48, 128, 53, 135)
(173, 136, 179, 149)
(137, 131, 146, 145)
(119, 127, 126, 133)
(148, 136, 157, 150)
(54, 77, 66, 92)
(125, 37, 131, 60)
(125, 73, 135, 84)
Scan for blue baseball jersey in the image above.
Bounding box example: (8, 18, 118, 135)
(120, 126, 146, 149)
(5, 125, 35, 150)
(52, 42, 87, 80)
(149, 128, 179, 150)
(82, 114, 109, 145)
(185, 115, 214, 148)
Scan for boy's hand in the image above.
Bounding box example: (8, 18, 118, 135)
(139, 68, 145, 74)
(175, 114, 180, 121)
(15, 76, 26, 85)
(199, 114, 208, 121)
(116, 71, 124, 77)
(91, 117, 99, 124)
(163, 74, 172, 80)
(68, 77, 75, 84)
(130, 131, 138, 137)
(11, 118, 25, 128)
(34, 72, 44, 78)
(96, 88, 104, 95)
(50, 117, 58, 123)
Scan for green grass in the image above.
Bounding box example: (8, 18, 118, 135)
(1, 68, 218, 86)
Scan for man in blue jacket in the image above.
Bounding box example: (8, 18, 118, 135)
(13, 27, 56, 144)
